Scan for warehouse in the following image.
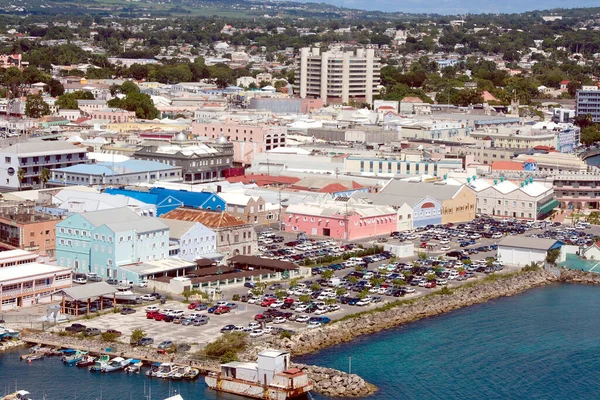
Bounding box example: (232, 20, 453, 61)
(497, 236, 564, 266)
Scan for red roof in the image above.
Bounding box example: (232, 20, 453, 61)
(561, 80, 570, 84)
(491, 161, 524, 171)
(319, 183, 352, 193)
(401, 96, 422, 103)
(377, 106, 395, 110)
(226, 174, 300, 186)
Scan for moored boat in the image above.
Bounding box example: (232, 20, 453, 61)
(205, 350, 313, 400)
(61, 349, 87, 365)
(146, 362, 161, 377)
(89, 355, 110, 372)
(124, 359, 143, 373)
(1, 390, 32, 400)
(102, 357, 130, 372)
(154, 363, 176, 379)
(76, 355, 96, 367)
(20, 354, 44, 363)
(183, 367, 200, 380)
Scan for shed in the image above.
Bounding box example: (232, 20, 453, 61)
(497, 236, 564, 266)
(58, 281, 118, 315)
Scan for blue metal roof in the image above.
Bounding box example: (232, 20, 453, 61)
(54, 160, 175, 176)
(104, 187, 225, 216)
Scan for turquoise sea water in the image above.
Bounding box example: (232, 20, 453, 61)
(2, 283, 600, 399)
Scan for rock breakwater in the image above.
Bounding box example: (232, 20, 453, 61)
(292, 363, 377, 397)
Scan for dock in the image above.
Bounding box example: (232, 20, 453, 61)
(21, 333, 219, 373)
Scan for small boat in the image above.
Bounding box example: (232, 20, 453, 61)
(124, 359, 143, 373)
(76, 355, 96, 367)
(61, 349, 86, 365)
(184, 367, 200, 380)
(1, 390, 32, 400)
(20, 353, 44, 362)
(169, 365, 186, 380)
(102, 357, 130, 372)
(154, 363, 176, 379)
(89, 355, 110, 372)
(0, 326, 21, 339)
(46, 348, 63, 357)
(146, 362, 161, 377)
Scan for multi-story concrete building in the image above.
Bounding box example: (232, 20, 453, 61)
(133, 133, 233, 183)
(191, 121, 286, 165)
(0, 206, 60, 256)
(220, 192, 268, 225)
(90, 108, 136, 123)
(552, 174, 600, 209)
(159, 219, 217, 261)
(298, 47, 380, 105)
(55, 207, 169, 281)
(343, 154, 464, 178)
(467, 177, 557, 220)
(0, 260, 71, 311)
(161, 208, 257, 259)
(49, 159, 183, 187)
(470, 123, 580, 153)
(0, 141, 88, 190)
(284, 201, 397, 240)
(576, 86, 600, 123)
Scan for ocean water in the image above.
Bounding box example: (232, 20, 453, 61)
(2, 283, 600, 399)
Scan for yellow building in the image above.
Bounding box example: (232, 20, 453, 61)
(107, 121, 190, 133)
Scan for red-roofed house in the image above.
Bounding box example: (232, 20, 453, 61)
(226, 174, 300, 187)
(482, 91, 499, 102)
(491, 161, 524, 172)
(560, 80, 570, 91)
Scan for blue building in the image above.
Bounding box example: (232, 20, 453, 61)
(103, 187, 226, 216)
(55, 208, 169, 282)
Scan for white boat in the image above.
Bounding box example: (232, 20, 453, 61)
(114, 290, 140, 302)
(154, 363, 177, 379)
(124, 359, 143, 373)
(205, 350, 313, 400)
(1, 390, 32, 400)
(89, 355, 110, 371)
(101, 357, 130, 372)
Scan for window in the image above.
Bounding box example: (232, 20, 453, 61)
(4, 157, 10, 163)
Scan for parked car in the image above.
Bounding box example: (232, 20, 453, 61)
(188, 302, 201, 309)
(157, 340, 174, 350)
(65, 323, 86, 333)
(194, 303, 208, 311)
(221, 324, 236, 333)
(244, 282, 256, 288)
(105, 329, 122, 336)
(120, 307, 136, 315)
(137, 337, 154, 346)
(84, 327, 101, 336)
(141, 294, 156, 301)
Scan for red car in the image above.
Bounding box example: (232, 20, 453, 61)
(283, 297, 295, 305)
(105, 329, 122, 336)
(146, 311, 160, 319)
(420, 242, 428, 248)
(213, 306, 230, 315)
(425, 281, 437, 289)
(188, 302, 200, 309)
(261, 298, 277, 307)
(153, 313, 168, 321)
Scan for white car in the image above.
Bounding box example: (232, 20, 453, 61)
(145, 305, 160, 313)
(248, 321, 261, 329)
(168, 310, 184, 317)
(233, 326, 245, 332)
(307, 321, 322, 329)
(270, 301, 284, 308)
(141, 294, 156, 301)
(327, 304, 340, 312)
(356, 299, 370, 306)
(73, 277, 87, 284)
(314, 308, 328, 315)
(249, 329, 264, 338)
(263, 326, 275, 334)
(404, 287, 416, 293)
(296, 314, 310, 323)
(492, 233, 503, 239)
(295, 305, 309, 313)
(273, 316, 287, 324)
(138, 281, 148, 288)
(440, 245, 451, 251)
(247, 297, 260, 304)
(439, 238, 450, 245)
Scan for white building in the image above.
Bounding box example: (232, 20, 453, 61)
(298, 47, 380, 105)
(0, 141, 88, 191)
(160, 219, 217, 261)
(497, 236, 564, 266)
(0, 261, 72, 311)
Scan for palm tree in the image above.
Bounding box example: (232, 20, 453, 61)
(16, 168, 25, 191)
(39, 168, 50, 188)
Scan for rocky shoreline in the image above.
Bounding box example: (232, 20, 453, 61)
(244, 267, 564, 397)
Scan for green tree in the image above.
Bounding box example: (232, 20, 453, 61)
(39, 168, 50, 188)
(108, 92, 159, 120)
(17, 168, 25, 190)
(48, 79, 64, 97)
(335, 287, 347, 296)
(274, 289, 287, 299)
(25, 94, 50, 118)
(130, 328, 146, 345)
(56, 94, 78, 109)
(298, 294, 311, 304)
(321, 270, 334, 280)
(310, 283, 321, 291)
(203, 332, 248, 362)
(546, 248, 561, 266)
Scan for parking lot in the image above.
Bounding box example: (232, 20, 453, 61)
(53, 217, 599, 352)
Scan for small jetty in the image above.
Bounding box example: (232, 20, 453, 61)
(21, 333, 218, 376)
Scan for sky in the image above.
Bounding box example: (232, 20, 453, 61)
(298, 0, 599, 15)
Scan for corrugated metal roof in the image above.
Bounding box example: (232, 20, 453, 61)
(60, 282, 117, 300)
(161, 208, 248, 229)
(498, 236, 561, 251)
(379, 179, 464, 201)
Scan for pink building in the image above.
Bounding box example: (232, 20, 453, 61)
(283, 202, 397, 240)
(191, 121, 286, 165)
(91, 108, 136, 123)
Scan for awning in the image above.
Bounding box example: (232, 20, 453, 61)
(537, 198, 559, 215)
